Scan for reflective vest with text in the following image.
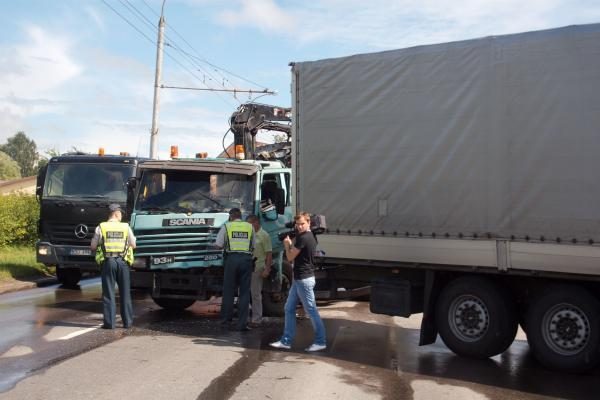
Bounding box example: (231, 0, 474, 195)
(225, 221, 253, 254)
(95, 221, 134, 266)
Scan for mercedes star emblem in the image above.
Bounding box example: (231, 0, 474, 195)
(74, 224, 89, 239)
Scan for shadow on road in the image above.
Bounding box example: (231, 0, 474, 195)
(129, 299, 598, 400)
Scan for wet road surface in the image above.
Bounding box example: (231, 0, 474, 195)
(0, 283, 598, 399)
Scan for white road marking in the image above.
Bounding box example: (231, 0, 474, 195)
(1, 345, 33, 358)
(58, 325, 102, 340)
(43, 324, 103, 342)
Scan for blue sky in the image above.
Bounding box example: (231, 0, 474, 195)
(1, 0, 600, 159)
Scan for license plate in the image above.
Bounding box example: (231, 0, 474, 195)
(203, 254, 221, 261)
(70, 249, 92, 256)
(152, 256, 174, 265)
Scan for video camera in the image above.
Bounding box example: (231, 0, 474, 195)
(277, 214, 326, 241)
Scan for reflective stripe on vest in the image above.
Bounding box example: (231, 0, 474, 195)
(225, 221, 253, 253)
(95, 222, 134, 266)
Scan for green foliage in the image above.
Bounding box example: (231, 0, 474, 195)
(37, 148, 62, 174)
(46, 148, 62, 157)
(0, 245, 53, 282)
(0, 151, 21, 180)
(37, 157, 48, 173)
(0, 194, 39, 247)
(0, 131, 39, 177)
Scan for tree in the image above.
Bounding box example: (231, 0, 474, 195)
(0, 132, 39, 177)
(37, 148, 62, 173)
(0, 151, 21, 180)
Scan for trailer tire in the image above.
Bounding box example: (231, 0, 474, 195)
(56, 267, 82, 288)
(151, 297, 196, 311)
(525, 285, 600, 372)
(435, 276, 518, 359)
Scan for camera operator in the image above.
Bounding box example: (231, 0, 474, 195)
(270, 212, 327, 352)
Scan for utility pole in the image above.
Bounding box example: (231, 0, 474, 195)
(149, 1, 166, 159)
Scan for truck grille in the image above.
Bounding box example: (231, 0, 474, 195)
(44, 222, 96, 245)
(134, 226, 220, 260)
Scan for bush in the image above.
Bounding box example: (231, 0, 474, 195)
(0, 151, 21, 180)
(0, 194, 39, 247)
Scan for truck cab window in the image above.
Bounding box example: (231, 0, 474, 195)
(261, 174, 285, 214)
(136, 170, 254, 214)
(43, 163, 134, 201)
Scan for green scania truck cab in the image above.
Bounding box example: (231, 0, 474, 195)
(128, 157, 293, 313)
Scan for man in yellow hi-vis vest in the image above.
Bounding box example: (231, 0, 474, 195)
(91, 204, 136, 329)
(215, 208, 255, 331)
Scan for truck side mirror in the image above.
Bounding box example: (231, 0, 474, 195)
(36, 164, 48, 201)
(126, 177, 137, 189)
(126, 177, 137, 219)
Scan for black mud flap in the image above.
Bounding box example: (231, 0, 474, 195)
(370, 277, 423, 317)
(419, 270, 441, 346)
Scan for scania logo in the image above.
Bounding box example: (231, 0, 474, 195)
(74, 224, 89, 239)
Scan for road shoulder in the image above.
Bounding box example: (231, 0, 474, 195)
(0, 276, 58, 295)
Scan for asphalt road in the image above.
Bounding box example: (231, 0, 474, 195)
(0, 281, 598, 400)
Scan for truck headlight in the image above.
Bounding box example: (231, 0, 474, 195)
(38, 246, 51, 256)
(133, 257, 148, 269)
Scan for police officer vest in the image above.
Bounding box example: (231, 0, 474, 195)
(225, 221, 253, 254)
(95, 221, 134, 266)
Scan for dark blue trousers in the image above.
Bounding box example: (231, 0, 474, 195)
(101, 257, 133, 328)
(221, 252, 253, 329)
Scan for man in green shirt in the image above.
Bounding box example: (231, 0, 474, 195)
(247, 215, 273, 326)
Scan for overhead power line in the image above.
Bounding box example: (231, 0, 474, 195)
(139, 0, 269, 91)
(100, 0, 155, 45)
(101, 0, 274, 105)
(162, 85, 275, 95)
(101, 0, 234, 106)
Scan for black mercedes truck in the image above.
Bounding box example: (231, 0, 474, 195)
(36, 153, 143, 286)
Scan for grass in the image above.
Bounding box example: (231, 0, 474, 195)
(0, 245, 55, 283)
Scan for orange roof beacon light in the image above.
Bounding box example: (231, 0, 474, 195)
(98, 147, 105, 156)
(170, 145, 179, 158)
(235, 144, 245, 160)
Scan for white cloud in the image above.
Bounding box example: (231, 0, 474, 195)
(215, 0, 600, 50)
(1, 25, 81, 97)
(0, 25, 81, 142)
(217, 0, 295, 32)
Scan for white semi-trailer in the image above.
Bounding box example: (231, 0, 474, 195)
(291, 23, 600, 372)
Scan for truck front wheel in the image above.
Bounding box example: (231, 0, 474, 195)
(262, 262, 292, 317)
(151, 296, 196, 311)
(56, 267, 82, 288)
(525, 285, 600, 372)
(435, 276, 518, 359)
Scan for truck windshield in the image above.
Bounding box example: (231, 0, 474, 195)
(135, 170, 255, 214)
(43, 163, 135, 201)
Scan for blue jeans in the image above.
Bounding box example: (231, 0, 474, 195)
(101, 257, 133, 328)
(280, 276, 326, 346)
(221, 252, 253, 329)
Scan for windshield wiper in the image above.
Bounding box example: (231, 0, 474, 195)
(138, 206, 171, 214)
(195, 192, 225, 208)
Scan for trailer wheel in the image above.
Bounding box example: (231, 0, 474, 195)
(525, 286, 600, 372)
(435, 276, 518, 359)
(151, 296, 196, 311)
(56, 267, 82, 288)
